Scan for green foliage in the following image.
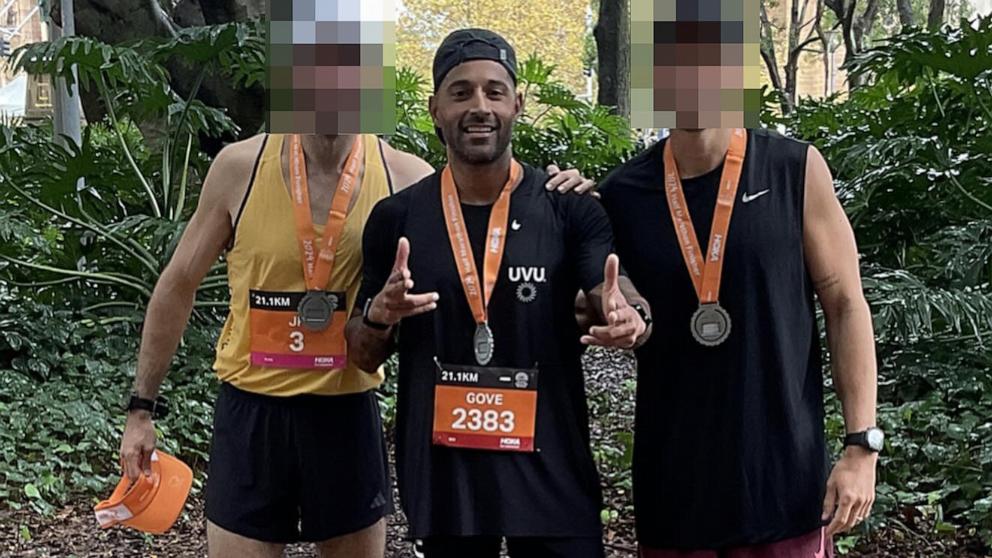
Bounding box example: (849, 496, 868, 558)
(0, 291, 219, 513)
(0, 23, 266, 511)
(0, 21, 267, 320)
(784, 16, 992, 548)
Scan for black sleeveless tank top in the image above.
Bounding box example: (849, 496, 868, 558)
(599, 128, 829, 549)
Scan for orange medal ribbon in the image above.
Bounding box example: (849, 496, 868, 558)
(440, 160, 523, 365)
(663, 128, 747, 346)
(289, 134, 364, 331)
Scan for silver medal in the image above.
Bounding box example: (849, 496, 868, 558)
(690, 303, 731, 346)
(298, 291, 337, 332)
(473, 322, 494, 366)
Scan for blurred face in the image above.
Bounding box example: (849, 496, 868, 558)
(429, 60, 523, 165)
(630, 0, 762, 129)
(266, 1, 397, 134)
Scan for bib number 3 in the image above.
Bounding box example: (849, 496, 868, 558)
(289, 331, 305, 352)
(249, 289, 347, 369)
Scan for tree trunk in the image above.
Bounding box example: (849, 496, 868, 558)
(853, 0, 882, 48)
(759, 0, 789, 113)
(928, 0, 946, 30)
(896, 0, 916, 28)
(594, 0, 629, 119)
(814, 0, 834, 96)
(761, 0, 821, 114)
(783, 0, 816, 113)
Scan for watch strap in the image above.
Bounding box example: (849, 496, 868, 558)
(843, 431, 867, 447)
(362, 298, 391, 331)
(632, 303, 652, 328)
(844, 429, 881, 452)
(126, 394, 169, 418)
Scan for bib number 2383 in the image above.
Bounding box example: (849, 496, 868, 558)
(432, 362, 538, 452)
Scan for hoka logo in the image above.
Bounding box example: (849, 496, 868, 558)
(500, 437, 521, 448)
(710, 234, 723, 261)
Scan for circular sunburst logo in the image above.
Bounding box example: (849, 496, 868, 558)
(516, 282, 537, 303)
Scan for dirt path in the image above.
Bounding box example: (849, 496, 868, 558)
(1, 497, 986, 557)
(1, 496, 640, 558)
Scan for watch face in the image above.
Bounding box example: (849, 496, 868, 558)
(867, 428, 885, 451)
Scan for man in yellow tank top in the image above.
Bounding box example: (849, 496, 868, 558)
(116, 129, 594, 556)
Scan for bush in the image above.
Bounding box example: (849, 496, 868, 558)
(0, 289, 219, 513)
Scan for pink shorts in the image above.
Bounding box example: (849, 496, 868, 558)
(640, 528, 832, 558)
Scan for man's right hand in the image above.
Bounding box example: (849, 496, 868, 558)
(120, 411, 157, 480)
(366, 237, 439, 327)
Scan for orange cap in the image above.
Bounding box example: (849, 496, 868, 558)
(93, 450, 193, 534)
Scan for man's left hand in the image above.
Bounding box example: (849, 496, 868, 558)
(545, 164, 597, 196)
(822, 447, 878, 536)
(581, 254, 645, 349)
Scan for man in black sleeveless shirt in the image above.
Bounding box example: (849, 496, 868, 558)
(598, 127, 882, 557)
(346, 29, 652, 557)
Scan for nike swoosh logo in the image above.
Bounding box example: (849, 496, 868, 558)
(742, 189, 770, 203)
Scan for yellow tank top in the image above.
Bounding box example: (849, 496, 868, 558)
(213, 134, 390, 396)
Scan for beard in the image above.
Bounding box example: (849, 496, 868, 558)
(447, 117, 514, 165)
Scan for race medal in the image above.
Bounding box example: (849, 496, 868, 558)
(473, 323, 495, 366)
(690, 303, 731, 346)
(432, 360, 539, 452)
(441, 161, 522, 365)
(297, 290, 337, 332)
(663, 129, 748, 348)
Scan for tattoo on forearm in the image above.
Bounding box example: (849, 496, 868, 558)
(814, 274, 841, 292)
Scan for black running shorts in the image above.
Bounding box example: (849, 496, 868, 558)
(205, 382, 392, 543)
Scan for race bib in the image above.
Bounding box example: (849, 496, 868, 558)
(249, 289, 347, 369)
(432, 361, 538, 452)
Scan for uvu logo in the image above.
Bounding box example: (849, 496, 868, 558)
(508, 266, 546, 283)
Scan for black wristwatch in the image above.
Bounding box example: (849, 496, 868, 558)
(362, 298, 391, 331)
(844, 427, 884, 453)
(125, 393, 169, 419)
(631, 303, 653, 329)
